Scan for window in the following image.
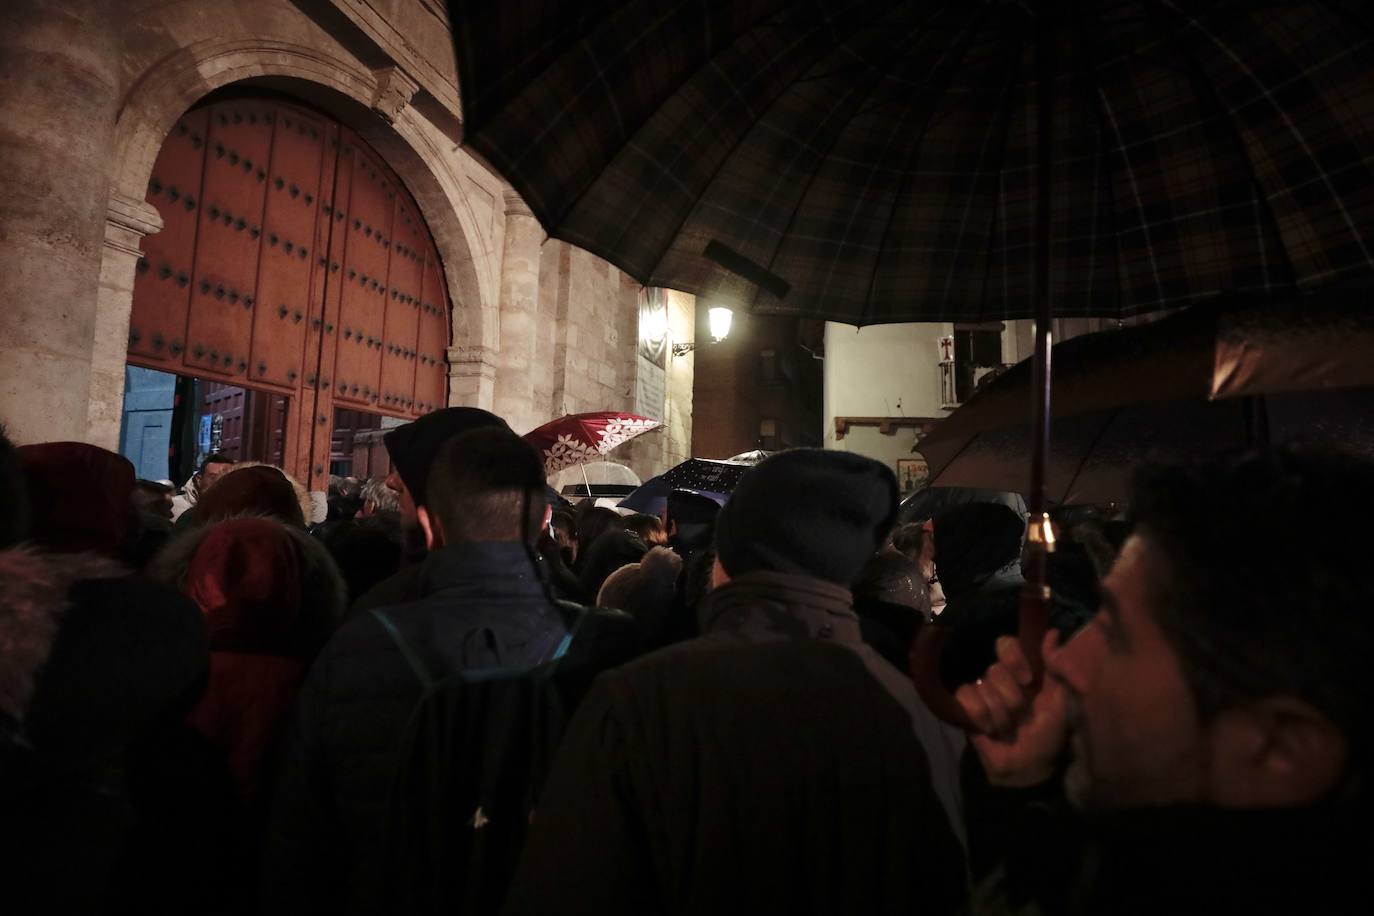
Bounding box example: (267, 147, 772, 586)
(759, 417, 778, 450)
(759, 348, 778, 383)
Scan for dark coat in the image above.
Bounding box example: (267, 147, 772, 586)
(938, 565, 1091, 691)
(0, 547, 244, 915)
(148, 516, 348, 802)
(970, 799, 1374, 916)
(503, 571, 969, 916)
(263, 541, 637, 916)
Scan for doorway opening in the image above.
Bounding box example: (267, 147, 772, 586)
(118, 365, 290, 483)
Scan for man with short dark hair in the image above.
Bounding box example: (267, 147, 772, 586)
(957, 446, 1374, 914)
(351, 407, 510, 611)
(265, 427, 586, 915)
(170, 452, 235, 523)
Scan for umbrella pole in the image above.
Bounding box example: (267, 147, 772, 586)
(909, 11, 1058, 732)
(581, 463, 592, 500)
(1019, 8, 1059, 684)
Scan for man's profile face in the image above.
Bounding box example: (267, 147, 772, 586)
(1048, 534, 1212, 810)
(200, 460, 233, 491)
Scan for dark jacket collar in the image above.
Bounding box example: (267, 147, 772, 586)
(698, 571, 862, 646)
(1070, 802, 1371, 915)
(417, 541, 547, 598)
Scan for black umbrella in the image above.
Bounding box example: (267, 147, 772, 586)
(449, 0, 1374, 727)
(619, 457, 752, 514)
(919, 290, 1374, 503)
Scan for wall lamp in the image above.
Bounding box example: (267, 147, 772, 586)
(672, 306, 733, 356)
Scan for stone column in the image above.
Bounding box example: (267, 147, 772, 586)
(447, 345, 497, 410)
(0, 0, 121, 444)
(87, 192, 163, 448)
(492, 188, 543, 431)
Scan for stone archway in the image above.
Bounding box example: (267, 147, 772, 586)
(93, 38, 499, 448)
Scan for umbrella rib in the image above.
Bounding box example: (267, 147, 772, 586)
(1069, 0, 1125, 319)
(970, 29, 1026, 323)
(1157, 0, 1374, 271)
(1142, 0, 1297, 293)
(643, 2, 908, 290)
(1095, 68, 1169, 312)
(850, 4, 1004, 324)
(1061, 407, 1121, 507)
(748, 4, 987, 319)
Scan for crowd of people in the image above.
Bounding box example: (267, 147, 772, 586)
(2, 406, 1372, 915)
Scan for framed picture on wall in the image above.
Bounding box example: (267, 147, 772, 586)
(897, 454, 929, 494)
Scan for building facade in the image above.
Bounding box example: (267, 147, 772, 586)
(823, 318, 1129, 494)
(689, 312, 823, 460)
(0, 0, 694, 489)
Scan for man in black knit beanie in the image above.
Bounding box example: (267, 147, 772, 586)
(505, 448, 969, 916)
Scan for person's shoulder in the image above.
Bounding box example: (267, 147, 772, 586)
(349, 562, 422, 614)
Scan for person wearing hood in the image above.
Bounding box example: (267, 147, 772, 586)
(263, 426, 639, 916)
(3, 433, 243, 914)
(350, 406, 511, 612)
(933, 504, 1090, 693)
(503, 449, 968, 916)
(148, 516, 347, 804)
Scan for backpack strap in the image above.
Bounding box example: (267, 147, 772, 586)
(550, 600, 587, 664)
(370, 608, 435, 690)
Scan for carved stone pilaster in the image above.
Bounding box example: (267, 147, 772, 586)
(104, 189, 164, 257)
(503, 186, 535, 219)
(371, 66, 421, 124)
(447, 344, 497, 409)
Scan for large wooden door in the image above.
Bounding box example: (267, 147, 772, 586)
(128, 97, 452, 490)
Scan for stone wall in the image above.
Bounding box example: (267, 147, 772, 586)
(0, 0, 692, 480)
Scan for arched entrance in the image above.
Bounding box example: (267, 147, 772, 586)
(124, 95, 452, 490)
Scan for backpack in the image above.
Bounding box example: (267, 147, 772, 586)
(370, 603, 584, 916)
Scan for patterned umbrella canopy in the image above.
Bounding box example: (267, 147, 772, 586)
(451, 0, 1374, 325)
(524, 412, 661, 477)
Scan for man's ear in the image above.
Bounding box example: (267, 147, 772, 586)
(416, 505, 443, 551)
(1207, 696, 1348, 808)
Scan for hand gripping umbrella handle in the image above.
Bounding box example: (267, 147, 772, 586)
(909, 517, 1055, 733)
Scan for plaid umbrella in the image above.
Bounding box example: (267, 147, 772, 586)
(451, 0, 1374, 726)
(451, 0, 1374, 324)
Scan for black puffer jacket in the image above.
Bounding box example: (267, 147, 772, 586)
(263, 541, 641, 916)
(0, 547, 240, 915)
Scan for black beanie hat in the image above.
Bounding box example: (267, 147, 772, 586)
(714, 449, 899, 585)
(382, 407, 510, 507)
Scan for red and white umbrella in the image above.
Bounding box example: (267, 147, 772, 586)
(524, 411, 661, 479)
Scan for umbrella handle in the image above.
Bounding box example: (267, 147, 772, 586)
(909, 625, 977, 731)
(909, 578, 1052, 734)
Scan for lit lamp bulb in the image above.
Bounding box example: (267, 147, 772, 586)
(708, 306, 733, 343)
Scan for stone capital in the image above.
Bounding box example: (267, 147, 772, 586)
(104, 189, 163, 258)
(447, 344, 497, 376)
(502, 186, 535, 219)
(371, 66, 421, 124)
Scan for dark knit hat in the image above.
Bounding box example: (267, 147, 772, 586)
(714, 449, 899, 585)
(382, 407, 510, 507)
